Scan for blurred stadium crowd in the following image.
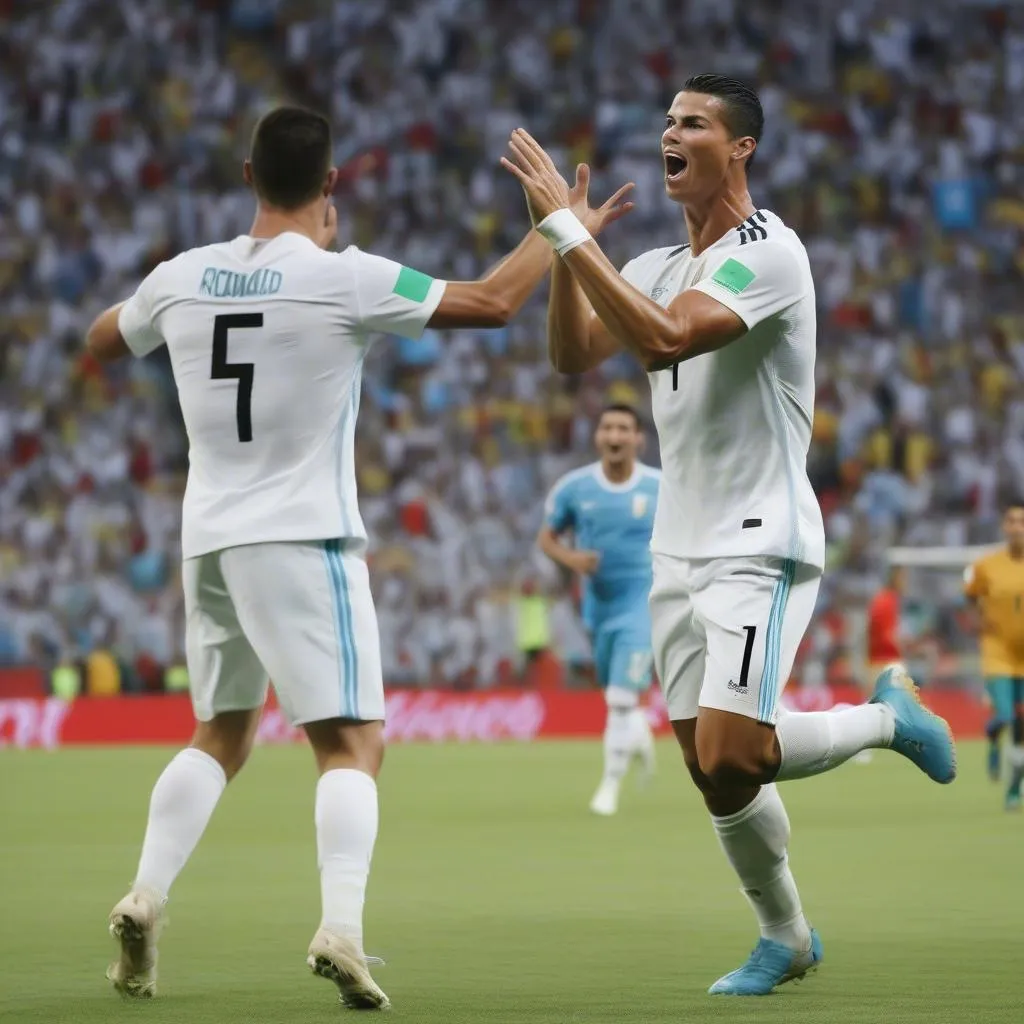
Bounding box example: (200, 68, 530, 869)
(2, 0, 1023, 692)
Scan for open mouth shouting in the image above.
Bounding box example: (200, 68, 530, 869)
(664, 150, 688, 182)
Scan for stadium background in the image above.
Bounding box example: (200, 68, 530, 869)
(3, 5, 1022, 1024)
(3, 0, 1023, 730)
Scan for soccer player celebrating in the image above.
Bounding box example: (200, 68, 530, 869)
(85, 106, 633, 1008)
(503, 75, 956, 995)
(538, 404, 660, 816)
(964, 501, 1024, 808)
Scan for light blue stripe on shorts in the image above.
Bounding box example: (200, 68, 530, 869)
(322, 539, 360, 720)
(758, 558, 796, 722)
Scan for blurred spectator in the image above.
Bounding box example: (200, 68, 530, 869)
(513, 577, 552, 687)
(2, 0, 1023, 687)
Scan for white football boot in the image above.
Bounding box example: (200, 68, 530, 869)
(107, 887, 165, 997)
(307, 927, 390, 1010)
(589, 778, 620, 816)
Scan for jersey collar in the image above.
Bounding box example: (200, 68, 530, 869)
(592, 463, 642, 493)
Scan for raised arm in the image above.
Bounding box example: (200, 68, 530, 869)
(431, 163, 634, 333)
(502, 129, 752, 371)
(428, 229, 553, 329)
(501, 129, 819, 376)
(557, 243, 746, 371)
(85, 303, 131, 362)
(86, 262, 168, 363)
(545, 164, 631, 374)
(547, 255, 622, 374)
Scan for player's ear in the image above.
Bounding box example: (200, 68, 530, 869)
(732, 137, 755, 165)
(243, 159, 254, 188)
(324, 167, 338, 197)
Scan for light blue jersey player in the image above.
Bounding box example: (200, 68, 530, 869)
(539, 404, 660, 815)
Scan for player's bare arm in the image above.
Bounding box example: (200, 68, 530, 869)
(85, 303, 131, 363)
(503, 129, 746, 372)
(546, 164, 632, 374)
(432, 165, 633, 331)
(537, 525, 600, 576)
(546, 257, 620, 374)
(428, 229, 552, 328)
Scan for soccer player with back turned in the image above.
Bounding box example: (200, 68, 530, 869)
(503, 75, 956, 995)
(84, 106, 633, 1009)
(964, 501, 1024, 809)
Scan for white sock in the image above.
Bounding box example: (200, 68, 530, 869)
(134, 747, 227, 899)
(602, 706, 632, 785)
(316, 769, 379, 949)
(628, 707, 653, 750)
(711, 784, 810, 951)
(775, 705, 895, 781)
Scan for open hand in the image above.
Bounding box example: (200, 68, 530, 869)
(569, 162, 635, 238)
(501, 128, 634, 237)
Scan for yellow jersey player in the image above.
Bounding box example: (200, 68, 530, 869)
(964, 501, 1024, 809)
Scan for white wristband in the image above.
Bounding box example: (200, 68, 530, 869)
(536, 209, 592, 257)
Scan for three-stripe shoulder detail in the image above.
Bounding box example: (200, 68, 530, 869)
(735, 210, 769, 245)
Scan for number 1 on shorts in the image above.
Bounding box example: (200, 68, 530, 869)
(739, 625, 757, 688)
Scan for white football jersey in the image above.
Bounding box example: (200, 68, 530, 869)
(118, 232, 446, 559)
(623, 209, 825, 570)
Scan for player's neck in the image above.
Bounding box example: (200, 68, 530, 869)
(1007, 544, 1024, 561)
(681, 182, 756, 256)
(601, 460, 634, 484)
(249, 205, 322, 245)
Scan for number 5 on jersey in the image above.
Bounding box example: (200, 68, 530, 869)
(212, 313, 262, 442)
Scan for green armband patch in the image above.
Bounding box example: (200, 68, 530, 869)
(711, 258, 756, 295)
(393, 266, 434, 303)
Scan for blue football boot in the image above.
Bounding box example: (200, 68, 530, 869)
(709, 930, 823, 995)
(870, 663, 956, 784)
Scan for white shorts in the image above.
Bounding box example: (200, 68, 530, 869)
(183, 539, 384, 725)
(650, 554, 821, 725)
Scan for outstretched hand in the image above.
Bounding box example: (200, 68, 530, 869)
(569, 162, 635, 238)
(501, 128, 634, 237)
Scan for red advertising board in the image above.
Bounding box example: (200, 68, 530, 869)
(0, 686, 987, 750)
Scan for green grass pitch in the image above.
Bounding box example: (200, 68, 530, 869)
(0, 739, 1019, 1023)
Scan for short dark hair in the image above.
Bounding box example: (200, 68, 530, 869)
(681, 74, 764, 167)
(599, 403, 642, 430)
(249, 106, 332, 210)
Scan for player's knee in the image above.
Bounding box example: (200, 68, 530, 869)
(305, 718, 385, 777)
(190, 736, 251, 782)
(694, 710, 780, 789)
(695, 734, 774, 789)
(192, 733, 254, 778)
(682, 751, 715, 796)
(191, 711, 259, 781)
